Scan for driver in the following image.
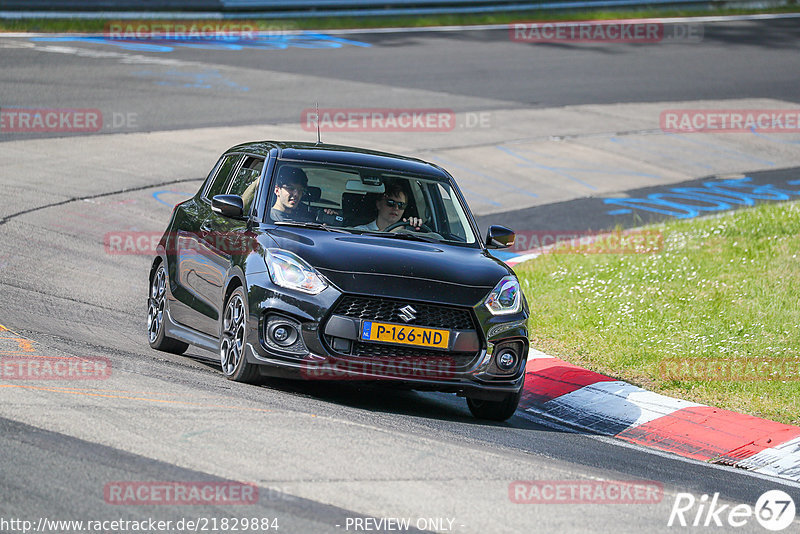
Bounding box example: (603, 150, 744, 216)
(270, 166, 312, 222)
(355, 183, 423, 232)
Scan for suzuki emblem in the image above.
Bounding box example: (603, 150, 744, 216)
(398, 305, 417, 323)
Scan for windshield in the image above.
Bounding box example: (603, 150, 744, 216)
(265, 160, 478, 245)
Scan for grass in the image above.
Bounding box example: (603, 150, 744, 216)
(1, 5, 799, 33)
(515, 201, 800, 426)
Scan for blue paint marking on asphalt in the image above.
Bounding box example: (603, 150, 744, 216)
(430, 155, 537, 200)
(298, 32, 372, 48)
(603, 177, 800, 219)
(455, 187, 502, 208)
(501, 175, 800, 265)
(30, 33, 371, 52)
(520, 145, 662, 180)
(31, 36, 174, 52)
(134, 69, 249, 91)
(666, 132, 776, 167)
(750, 128, 800, 146)
(153, 190, 192, 207)
(411, 157, 500, 208)
(610, 135, 713, 171)
(496, 145, 598, 191)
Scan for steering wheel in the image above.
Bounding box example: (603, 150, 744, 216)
(385, 220, 434, 233)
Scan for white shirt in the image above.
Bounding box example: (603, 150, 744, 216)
(354, 220, 380, 231)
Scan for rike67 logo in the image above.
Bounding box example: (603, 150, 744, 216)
(668, 490, 796, 531)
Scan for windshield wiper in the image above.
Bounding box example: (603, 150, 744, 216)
(274, 221, 350, 234)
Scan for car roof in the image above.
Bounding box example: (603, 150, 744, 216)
(224, 141, 451, 180)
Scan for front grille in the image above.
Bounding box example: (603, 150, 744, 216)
(350, 341, 477, 371)
(324, 295, 481, 373)
(332, 295, 475, 330)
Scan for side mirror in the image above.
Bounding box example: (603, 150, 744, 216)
(486, 225, 515, 249)
(211, 195, 245, 219)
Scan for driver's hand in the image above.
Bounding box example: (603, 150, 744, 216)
(404, 217, 423, 230)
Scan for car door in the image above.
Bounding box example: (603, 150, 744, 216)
(192, 155, 264, 336)
(173, 153, 244, 333)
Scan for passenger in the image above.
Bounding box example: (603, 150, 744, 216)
(239, 175, 260, 214)
(356, 183, 423, 232)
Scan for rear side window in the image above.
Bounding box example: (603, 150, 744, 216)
(203, 154, 242, 202)
(228, 156, 264, 214)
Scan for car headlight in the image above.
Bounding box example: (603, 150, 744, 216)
(484, 275, 521, 315)
(265, 249, 327, 295)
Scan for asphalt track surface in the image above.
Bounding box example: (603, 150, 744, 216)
(0, 19, 799, 139)
(1, 18, 800, 533)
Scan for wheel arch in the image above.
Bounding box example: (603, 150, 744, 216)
(223, 270, 245, 307)
(149, 255, 164, 284)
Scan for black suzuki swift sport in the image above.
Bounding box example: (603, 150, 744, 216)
(147, 141, 529, 420)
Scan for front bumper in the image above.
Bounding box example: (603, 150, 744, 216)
(243, 280, 529, 400)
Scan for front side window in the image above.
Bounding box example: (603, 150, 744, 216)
(264, 160, 477, 245)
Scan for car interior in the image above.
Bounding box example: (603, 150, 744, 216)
(262, 163, 481, 243)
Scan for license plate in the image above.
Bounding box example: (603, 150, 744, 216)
(360, 321, 450, 349)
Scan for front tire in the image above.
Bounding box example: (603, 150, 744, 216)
(147, 263, 189, 355)
(466, 378, 524, 422)
(220, 286, 259, 383)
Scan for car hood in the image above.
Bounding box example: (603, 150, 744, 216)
(262, 227, 512, 306)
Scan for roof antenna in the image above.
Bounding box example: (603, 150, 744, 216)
(315, 101, 322, 145)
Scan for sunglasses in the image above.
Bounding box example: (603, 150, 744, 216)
(384, 198, 407, 209)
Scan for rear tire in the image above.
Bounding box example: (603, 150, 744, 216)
(220, 286, 260, 384)
(147, 263, 189, 355)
